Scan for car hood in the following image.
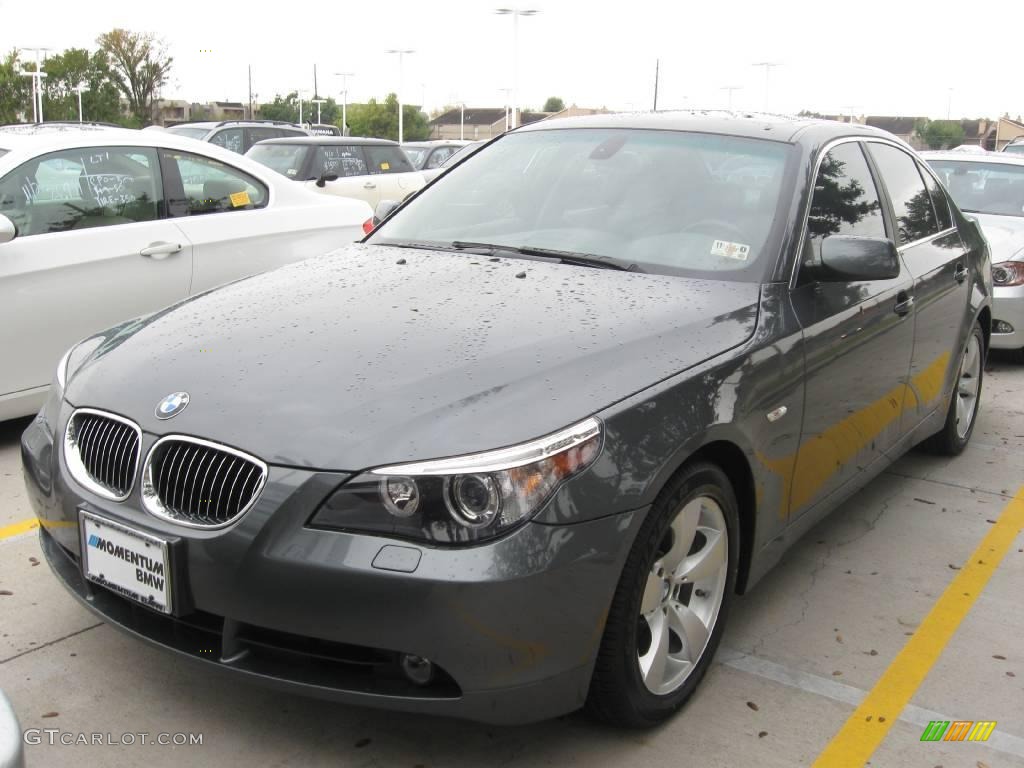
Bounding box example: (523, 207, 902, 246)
(969, 213, 1024, 261)
(65, 245, 760, 470)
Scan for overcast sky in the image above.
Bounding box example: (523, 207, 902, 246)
(3, 0, 1021, 121)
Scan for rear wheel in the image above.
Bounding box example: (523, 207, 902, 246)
(922, 322, 984, 456)
(585, 463, 738, 727)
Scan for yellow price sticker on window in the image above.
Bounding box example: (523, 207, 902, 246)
(380, 162, 390, 171)
(229, 191, 251, 207)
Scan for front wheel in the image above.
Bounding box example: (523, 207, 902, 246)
(585, 463, 738, 727)
(921, 321, 985, 456)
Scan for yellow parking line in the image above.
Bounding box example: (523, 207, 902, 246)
(812, 486, 1024, 767)
(0, 518, 39, 540)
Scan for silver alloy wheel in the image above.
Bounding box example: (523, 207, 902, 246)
(955, 333, 982, 440)
(637, 495, 728, 695)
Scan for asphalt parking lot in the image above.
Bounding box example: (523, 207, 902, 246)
(0, 355, 1022, 768)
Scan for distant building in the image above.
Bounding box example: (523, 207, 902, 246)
(151, 100, 248, 126)
(428, 103, 614, 140)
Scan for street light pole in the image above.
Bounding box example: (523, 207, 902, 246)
(311, 99, 327, 124)
(721, 85, 742, 111)
(495, 8, 539, 129)
(752, 61, 781, 112)
(335, 72, 354, 135)
(386, 50, 414, 143)
(73, 83, 88, 122)
(460, 103, 465, 140)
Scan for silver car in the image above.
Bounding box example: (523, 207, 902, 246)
(923, 150, 1024, 358)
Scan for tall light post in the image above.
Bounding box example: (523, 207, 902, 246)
(335, 72, 354, 135)
(752, 61, 781, 112)
(721, 85, 742, 111)
(311, 98, 327, 124)
(386, 49, 414, 144)
(498, 87, 512, 132)
(495, 8, 539, 129)
(21, 46, 51, 122)
(293, 90, 308, 125)
(73, 83, 89, 122)
(460, 103, 465, 140)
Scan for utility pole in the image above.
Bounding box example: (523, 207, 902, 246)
(460, 103, 465, 140)
(653, 59, 660, 111)
(313, 63, 319, 101)
(248, 64, 253, 120)
(311, 99, 326, 124)
(495, 8, 539, 129)
(721, 85, 742, 111)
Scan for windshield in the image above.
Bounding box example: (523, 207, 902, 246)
(165, 126, 211, 140)
(1003, 143, 1024, 156)
(928, 160, 1024, 217)
(246, 144, 311, 178)
(402, 147, 428, 168)
(370, 128, 792, 280)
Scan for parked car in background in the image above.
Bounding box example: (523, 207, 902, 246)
(420, 140, 487, 183)
(164, 120, 309, 154)
(0, 127, 370, 420)
(246, 136, 425, 208)
(25, 114, 989, 729)
(924, 150, 1024, 359)
(400, 140, 471, 171)
(1001, 138, 1024, 155)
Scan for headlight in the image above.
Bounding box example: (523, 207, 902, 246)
(310, 417, 602, 544)
(55, 347, 73, 392)
(992, 260, 1024, 287)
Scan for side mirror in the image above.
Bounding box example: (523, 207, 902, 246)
(0, 213, 15, 245)
(315, 173, 339, 188)
(372, 199, 401, 227)
(818, 236, 900, 281)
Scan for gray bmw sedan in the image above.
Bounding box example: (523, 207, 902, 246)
(22, 113, 991, 727)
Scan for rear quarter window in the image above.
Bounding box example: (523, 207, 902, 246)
(364, 146, 414, 174)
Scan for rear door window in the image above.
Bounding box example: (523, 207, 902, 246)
(364, 146, 414, 175)
(919, 163, 953, 230)
(866, 143, 940, 245)
(161, 150, 267, 216)
(209, 128, 244, 154)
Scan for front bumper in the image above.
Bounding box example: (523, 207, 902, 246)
(991, 284, 1024, 350)
(22, 407, 645, 725)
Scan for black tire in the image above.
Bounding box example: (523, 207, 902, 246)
(585, 462, 739, 727)
(921, 321, 985, 456)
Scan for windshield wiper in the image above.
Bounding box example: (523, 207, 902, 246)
(450, 241, 643, 272)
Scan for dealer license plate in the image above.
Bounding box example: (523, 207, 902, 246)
(80, 511, 172, 614)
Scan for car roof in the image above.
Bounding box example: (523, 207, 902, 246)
(402, 140, 470, 148)
(254, 136, 399, 146)
(516, 110, 901, 145)
(920, 150, 1024, 167)
(167, 121, 305, 130)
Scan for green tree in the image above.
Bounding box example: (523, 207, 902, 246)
(915, 119, 966, 150)
(0, 49, 33, 123)
(259, 91, 301, 123)
(346, 94, 429, 141)
(97, 28, 172, 125)
(542, 96, 565, 112)
(42, 48, 124, 124)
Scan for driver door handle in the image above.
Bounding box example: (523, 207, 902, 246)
(954, 263, 969, 283)
(894, 293, 915, 317)
(140, 242, 182, 259)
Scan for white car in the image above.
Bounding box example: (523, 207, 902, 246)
(0, 125, 371, 420)
(923, 150, 1024, 358)
(245, 137, 426, 208)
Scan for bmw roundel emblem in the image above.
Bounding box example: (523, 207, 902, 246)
(155, 392, 190, 420)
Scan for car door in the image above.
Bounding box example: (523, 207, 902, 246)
(363, 145, 425, 203)
(317, 145, 380, 205)
(159, 147, 296, 293)
(864, 142, 972, 429)
(787, 140, 916, 519)
(0, 145, 192, 405)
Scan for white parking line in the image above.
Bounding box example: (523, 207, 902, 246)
(718, 648, 1024, 759)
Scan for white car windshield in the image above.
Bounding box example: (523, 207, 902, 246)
(371, 128, 792, 281)
(929, 160, 1024, 217)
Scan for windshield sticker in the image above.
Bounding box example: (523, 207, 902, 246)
(229, 191, 251, 207)
(711, 240, 750, 261)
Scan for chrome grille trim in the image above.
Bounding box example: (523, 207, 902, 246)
(141, 435, 267, 529)
(64, 409, 142, 502)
